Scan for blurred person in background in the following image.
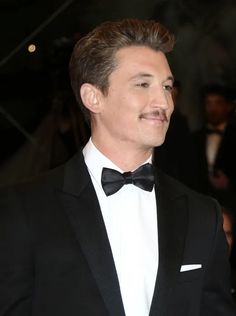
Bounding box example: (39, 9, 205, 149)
(192, 84, 236, 271)
(222, 206, 236, 302)
(192, 84, 236, 210)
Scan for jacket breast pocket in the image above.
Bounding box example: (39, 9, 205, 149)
(178, 268, 203, 283)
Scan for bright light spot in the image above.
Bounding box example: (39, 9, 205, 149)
(28, 44, 36, 53)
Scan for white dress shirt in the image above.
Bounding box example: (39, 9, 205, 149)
(83, 139, 158, 316)
(206, 122, 226, 173)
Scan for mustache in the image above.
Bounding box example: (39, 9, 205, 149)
(139, 110, 169, 122)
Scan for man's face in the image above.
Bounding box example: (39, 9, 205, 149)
(205, 94, 232, 126)
(92, 46, 174, 152)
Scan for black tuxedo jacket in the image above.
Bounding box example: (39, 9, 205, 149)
(192, 123, 236, 194)
(0, 151, 235, 315)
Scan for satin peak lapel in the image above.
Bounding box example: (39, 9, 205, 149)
(62, 153, 125, 316)
(150, 170, 188, 316)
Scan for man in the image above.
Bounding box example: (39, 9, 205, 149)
(192, 84, 236, 269)
(0, 19, 235, 316)
(192, 84, 236, 199)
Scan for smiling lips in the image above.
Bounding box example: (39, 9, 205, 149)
(139, 110, 169, 123)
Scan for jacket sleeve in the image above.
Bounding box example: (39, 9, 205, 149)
(200, 199, 236, 315)
(0, 188, 33, 316)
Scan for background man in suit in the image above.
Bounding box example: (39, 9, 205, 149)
(192, 84, 236, 269)
(0, 19, 235, 316)
(192, 84, 236, 200)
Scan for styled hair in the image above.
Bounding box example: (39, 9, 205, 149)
(69, 18, 175, 121)
(202, 84, 235, 103)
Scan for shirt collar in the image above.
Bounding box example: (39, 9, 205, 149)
(207, 122, 227, 132)
(83, 138, 152, 188)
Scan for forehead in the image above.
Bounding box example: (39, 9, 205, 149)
(112, 46, 172, 78)
(205, 94, 227, 103)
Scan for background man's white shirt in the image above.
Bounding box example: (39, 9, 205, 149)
(206, 123, 226, 173)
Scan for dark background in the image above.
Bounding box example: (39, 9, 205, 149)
(0, 0, 236, 173)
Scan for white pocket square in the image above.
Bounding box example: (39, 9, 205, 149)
(180, 264, 202, 272)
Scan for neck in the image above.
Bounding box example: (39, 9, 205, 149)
(208, 121, 227, 129)
(91, 137, 153, 172)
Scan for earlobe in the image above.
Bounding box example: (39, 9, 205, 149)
(80, 83, 101, 113)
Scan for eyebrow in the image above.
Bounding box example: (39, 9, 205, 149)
(164, 76, 175, 83)
(129, 73, 153, 81)
(129, 73, 174, 83)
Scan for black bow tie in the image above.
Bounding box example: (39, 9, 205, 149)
(101, 163, 155, 196)
(206, 128, 223, 135)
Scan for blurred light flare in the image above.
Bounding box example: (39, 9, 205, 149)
(28, 44, 36, 53)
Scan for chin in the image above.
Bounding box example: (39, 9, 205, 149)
(153, 141, 165, 148)
(146, 137, 166, 149)
(154, 133, 167, 146)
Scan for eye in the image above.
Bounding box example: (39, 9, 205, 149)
(163, 84, 173, 92)
(136, 82, 149, 88)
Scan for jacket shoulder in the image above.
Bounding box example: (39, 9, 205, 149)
(157, 169, 221, 214)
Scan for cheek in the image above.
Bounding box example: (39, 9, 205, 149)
(106, 103, 134, 131)
(169, 102, 174, 115)
(166, 94, 174, 112)
(115, 97, 138, 118)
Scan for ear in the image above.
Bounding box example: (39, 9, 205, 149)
(80, 83, 101, 114)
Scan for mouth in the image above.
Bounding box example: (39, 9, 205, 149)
(139, 110, 169, 123)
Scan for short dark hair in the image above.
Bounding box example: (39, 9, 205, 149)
(69, 18, 175, 121)
(202, 84, 235, 103)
